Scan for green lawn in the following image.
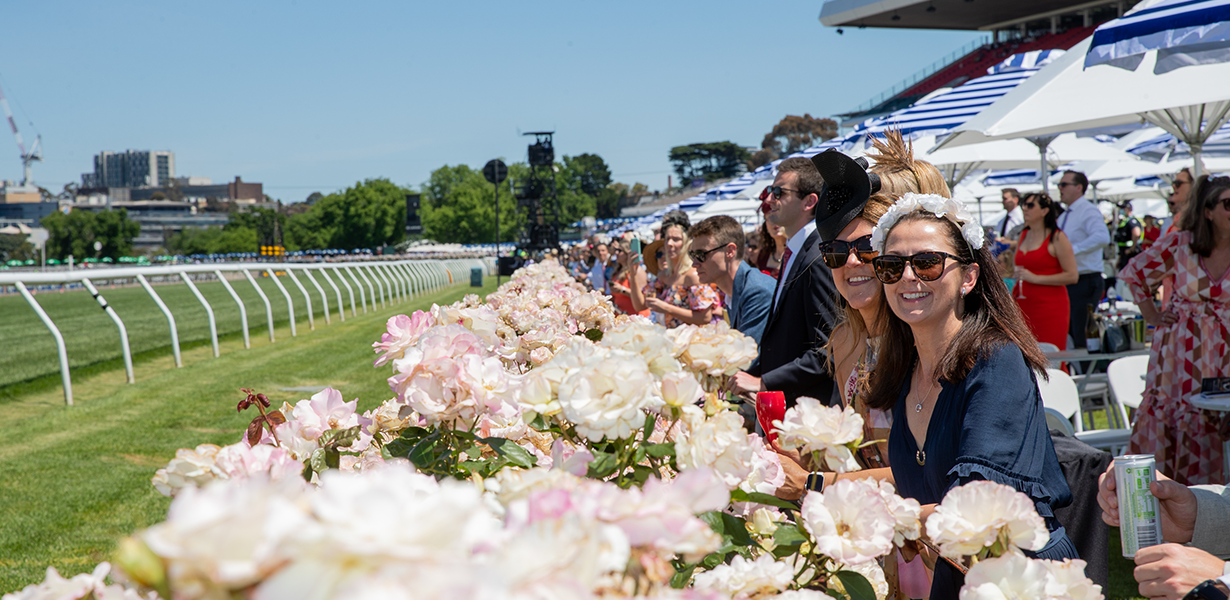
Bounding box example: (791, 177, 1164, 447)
(0, 277, 495, 593)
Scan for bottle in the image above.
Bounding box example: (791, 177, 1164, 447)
(1085, 305, 1102, 352)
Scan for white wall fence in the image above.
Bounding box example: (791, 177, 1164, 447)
(0, 257, 495, 406)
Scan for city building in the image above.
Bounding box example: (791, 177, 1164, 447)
(81, 150, 176, 188)
(0, 180, 58, 227)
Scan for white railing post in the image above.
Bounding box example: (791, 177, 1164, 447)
(216, 270, 250, 349)
(392, 262, 413, 300)
(356, 266, 381, 310)
(179, 272, 219, 358)
(243, 269, 275, 342)
(17, 281, 73, 405)
(375, 264, 398, 303)
(285, 269, 315, 331)
(303, 269, 331, 324)
(136, 273, 182, 368)
(82, 278, 134, 384)
(365, 266, 386, 308)
(324, 267, 356, 317)
(346, 266, 371, 313)
(395, 263, 416, 299)
(265, 269, 297, 337)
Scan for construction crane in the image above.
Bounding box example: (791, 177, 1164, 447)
(0, 80, 41, 186)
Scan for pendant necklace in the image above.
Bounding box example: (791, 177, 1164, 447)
(912, 368, 938, 466)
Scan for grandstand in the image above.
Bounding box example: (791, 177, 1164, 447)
(824, 0, 1142, 125)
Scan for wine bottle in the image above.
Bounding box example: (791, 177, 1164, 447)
(1085, 305, 1102, 353)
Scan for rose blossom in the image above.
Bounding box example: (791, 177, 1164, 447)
(557, 349, 661, 442)
(772, 397, 863, 473)
(799, 479, 896, 565)
(674, 408, 755, 490)
(371, 311, 434, 367)
(875, 480, 922, 546)
(3, 562, 150, 600)
(926, 480, 1048, 559)
(151, 444, 222, 497)
(600, 318, 682, 377)
(958, 551, 1054, 600)
(659, 371, 703, 410)
(691, 553, 794, 598)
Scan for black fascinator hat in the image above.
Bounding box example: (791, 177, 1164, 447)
(810, 149, 882, 243)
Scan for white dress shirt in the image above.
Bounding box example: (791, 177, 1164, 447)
(773, 221, 816, 310)
(1059, 196, 1111, 275)
(997, 206, 1024, 240)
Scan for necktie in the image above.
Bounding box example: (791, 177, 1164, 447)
(1000, 217, 1009, 237)
(772, 246, 793, 310)
(781, 247, 793, 276)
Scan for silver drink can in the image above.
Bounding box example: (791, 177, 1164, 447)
(1114, 454, 1163, 557)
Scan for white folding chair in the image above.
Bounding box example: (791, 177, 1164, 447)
(1108, 355, 1149, 428)
(1039, 342, 1063, 369)
(1045, 407, 1076, 437)
(1074, 428, 1133, 456)
(1038, 368, 1084, 433)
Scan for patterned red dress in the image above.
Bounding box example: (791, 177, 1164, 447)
(1014, 231, 1070, 349)
(1120, 231, 1230, 485)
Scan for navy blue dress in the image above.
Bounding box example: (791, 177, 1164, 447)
(888, 343, 1078, 599)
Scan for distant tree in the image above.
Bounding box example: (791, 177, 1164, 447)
(760, 114, 838, 157)
(150, 191, 168, 200)
(168, 226, 258, 255)
(164, 178, 185, 203)
(421, 164, 524, 245)
(284, 179, 407, 250)
(0, 233, 36, 262)
(669, 142, 751, 184)
(748, 148, 778, 170)
(227, 207, 284, 246)
(41, 208, 140, 260)
(304, 192, 324, 205)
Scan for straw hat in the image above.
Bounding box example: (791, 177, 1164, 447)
(642, 238, 667, 276)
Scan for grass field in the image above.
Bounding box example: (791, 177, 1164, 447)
(0, 276, 496, 593)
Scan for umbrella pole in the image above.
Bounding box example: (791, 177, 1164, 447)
(1192, 142, 1205, 178)
(1029, 135, 1056, 194)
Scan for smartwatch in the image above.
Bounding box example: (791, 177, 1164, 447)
(805, 472, 825, 493)
(1185, 579, 1230, 600)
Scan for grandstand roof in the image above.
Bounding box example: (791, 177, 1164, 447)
(819, 0, 1132, 31)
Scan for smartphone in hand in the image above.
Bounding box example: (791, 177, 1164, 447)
(629, 238, 643, 265)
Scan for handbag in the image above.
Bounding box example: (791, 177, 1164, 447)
(1103, 324, 1130, 354)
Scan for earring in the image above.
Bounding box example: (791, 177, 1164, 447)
(960, 288, 968, 298)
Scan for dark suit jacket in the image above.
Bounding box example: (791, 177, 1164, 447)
(746, 229, 841, 405)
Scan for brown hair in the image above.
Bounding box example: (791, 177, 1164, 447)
(1063, 170, 1089, 195)
(866, 210, 1049, 411)
(1180, 175, 1230, 257)
(690, 215, 746, 260)
(1002, 188, 1021, 200)
(776, 157, 824, 210)
(1021, 192, 1062, 242)
(868, 130, 952, 198)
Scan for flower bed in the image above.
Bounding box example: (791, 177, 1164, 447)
(4, 261, 1101, 600)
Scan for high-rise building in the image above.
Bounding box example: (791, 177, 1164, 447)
(81, 150, 175, 188)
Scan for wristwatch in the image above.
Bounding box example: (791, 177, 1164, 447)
(805, 472, 825, 493)
(1185, 579, 1230, 600)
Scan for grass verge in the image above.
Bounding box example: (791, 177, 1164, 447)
(0, 280, 495, 592)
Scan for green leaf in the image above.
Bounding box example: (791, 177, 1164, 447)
(643, 413, 656, 440)
(527, 412, 549, 431)
(309, 448, 328, 473)
(772, 523, 808, 547)
(481, 437, 536, 469)
(701, 551, 726, 569)
(630, 464, 656, 486)
(407, 433, 441, 469)
(587, 450, 619, 479)
(583, 328, 603, 341)
(644, 442, 676, 458)
(324, 448, 340, 469)
(670, 563, 697, 589)
(462, 445, 484, 459)
(699, 511, 726, 535)
(729, 489, 799, 511)
(718, 512, 754, 546)
(834, 571, 876, 600)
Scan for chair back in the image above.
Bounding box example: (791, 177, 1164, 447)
(1045, 407, 1076, 437)
(1039, 342, 1063, 368)
(1038, 368, 1083, 432)
(1107, 355, 1148, 411)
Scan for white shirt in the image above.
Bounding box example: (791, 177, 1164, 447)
(1059, 196, 1111, 275)
(997, 206, 1024, 240)
(773, 221, 816, 310)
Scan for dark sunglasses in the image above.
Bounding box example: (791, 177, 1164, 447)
(818, 234, 877, 269)
(688, 244, 727, 264)
(871, 251, 968, 284)
(1056, 182, 1079, 189)
(759, 186, 801, 201)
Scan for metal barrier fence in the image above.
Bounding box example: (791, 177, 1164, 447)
(0, 257, 495, 406)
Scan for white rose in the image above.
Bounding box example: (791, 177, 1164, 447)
(958, 551, 1053, 600)
(557, 350, 662, 442)
(799, 479, 896, 566)
(1042, 559, 1102, 600)
(773, 398, 863, 473)
(876, 480, 922, 546)
(600, 318, 682, 378)
(831, 560, 890, 600)
(151, 444, 223, 497)
(660, 371, 703, 410)
(926, 480, 1049, 560)
(674, 409, 754, 490)
(691, 553, 793, 598)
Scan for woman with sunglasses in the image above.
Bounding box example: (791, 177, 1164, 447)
(1120, 175, 1230, 486)
(809, 194, 1076, 598)
(628, 211, 723, 328)
(1012, 192, 1079, 350)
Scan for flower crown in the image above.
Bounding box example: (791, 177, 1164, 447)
(870, 193, 986, 253)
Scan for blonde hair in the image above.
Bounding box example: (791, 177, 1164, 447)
(661, 222, 694, 275)
(868, 130, 951, 198)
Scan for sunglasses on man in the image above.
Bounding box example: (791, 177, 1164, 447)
(759, 186, 801, 201)
(688, 244, 729, 264)
(817, 234, 877, 269)
(870, 251, 969, 284)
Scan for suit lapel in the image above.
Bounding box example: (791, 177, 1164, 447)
(766, 230, 817, 331)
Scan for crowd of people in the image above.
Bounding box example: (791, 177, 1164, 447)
(565, 130, 1230, 598)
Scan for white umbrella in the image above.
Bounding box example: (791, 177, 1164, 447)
(922, 132, 1137, 189)
(940, 0, 1230, 178)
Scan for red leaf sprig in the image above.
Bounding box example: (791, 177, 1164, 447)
(239, 388, 285, 447)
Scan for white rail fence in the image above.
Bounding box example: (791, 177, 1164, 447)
(0, 257, 495, 406)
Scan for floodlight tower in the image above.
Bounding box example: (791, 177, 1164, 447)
(517, 131, 560, 251)
(0, 81, 42, 186)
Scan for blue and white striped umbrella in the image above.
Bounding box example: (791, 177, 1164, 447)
(1127, 121, 1230, 159)
(854, 67, 1045, 138)
(987, 49, 1067, 75)
(1085, 0, 1230, 74)
(983, 169, 1046, 186)
(708, 172, 760, 198)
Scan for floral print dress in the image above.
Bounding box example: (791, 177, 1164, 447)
(642, 280, 723, 329)
(1120, 231, 1230, 485)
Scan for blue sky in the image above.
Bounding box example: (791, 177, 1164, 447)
(0, 1, 984, 202)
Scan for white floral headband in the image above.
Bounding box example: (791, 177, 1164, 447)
(870, 193, 986, 253)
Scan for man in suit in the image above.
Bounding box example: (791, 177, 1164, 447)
(731, 157, 841, 405)
(1098, 465, 1230, 598)
(689, 215, 775, 346)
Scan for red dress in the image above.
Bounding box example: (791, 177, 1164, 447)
(1014, 231, 1070, 349)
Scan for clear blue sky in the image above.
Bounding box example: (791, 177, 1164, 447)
(0, 1, 984, 202)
